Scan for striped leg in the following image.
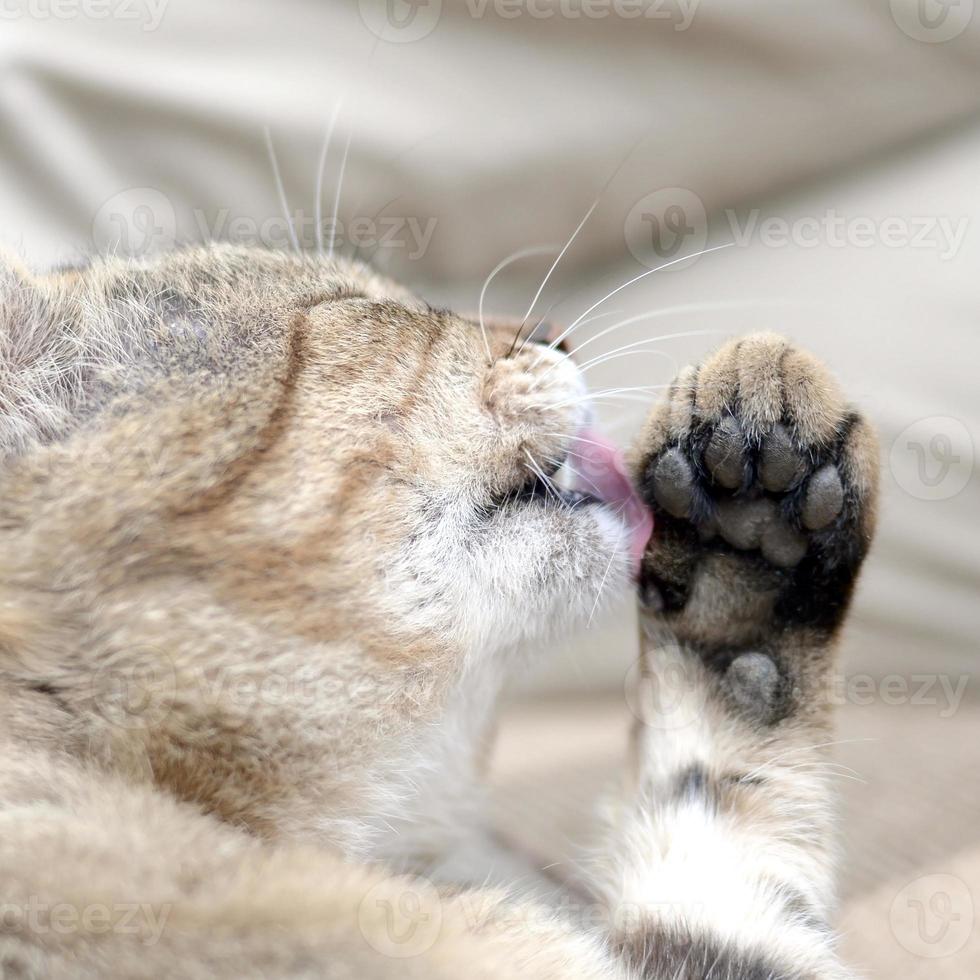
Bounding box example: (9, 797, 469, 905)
(599, 335, 878, 979)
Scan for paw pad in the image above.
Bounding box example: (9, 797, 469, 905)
(800, 464, 844, 530)
(704, 416, 746, 489)
(634, 333, 878, 641)
(725, 652, 785, 723)
(652, 447, 695, 519)
(647, 412, 848, 570)
(759, 423, 807, 492)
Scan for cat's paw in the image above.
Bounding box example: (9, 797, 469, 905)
(631, 333, 878, 650)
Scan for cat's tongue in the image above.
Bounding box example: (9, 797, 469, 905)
(568, 429, 653, 575)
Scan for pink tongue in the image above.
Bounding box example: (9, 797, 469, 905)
(569, 428, 653, 574)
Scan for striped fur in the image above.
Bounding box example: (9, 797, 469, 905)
(0, 249, 877, 978)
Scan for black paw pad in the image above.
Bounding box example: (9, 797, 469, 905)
(801, 464, 844, 530)
(714, 498, 774, 550)
(653, 447, 695, 518)
(725, 652, 786, 724)
(759, 423, 807, 492)
(760, 520, 808, 568)
(704, 416, 746, 489)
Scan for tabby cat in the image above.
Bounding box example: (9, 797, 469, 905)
(0, 245, 877, 978)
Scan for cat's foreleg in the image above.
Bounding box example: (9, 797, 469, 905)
(597, 334, 878, 979)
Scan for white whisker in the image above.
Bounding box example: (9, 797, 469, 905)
(548, 242, 735, 351)
(588, 501, 629, 626)
(328, 125, 353, 261)
(314, 101, 344, 254)
(515, 199, 599, 352)
(567, 301, 788, 361)
(263, 127, 300, 253)
(523, 449, 565, 507)
(550, 384, 670, 410)
(515, 135, 645, 352)
(574, 346, 679, 378)
(532, 327, 721, 392)
(478, 245, 559, 364)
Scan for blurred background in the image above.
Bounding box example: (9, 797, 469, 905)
(1, 1, 977, 976)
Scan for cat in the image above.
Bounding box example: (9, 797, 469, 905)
(0, 244, 876, 978)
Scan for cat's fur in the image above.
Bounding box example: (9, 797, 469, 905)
(0, 245, 877, 978)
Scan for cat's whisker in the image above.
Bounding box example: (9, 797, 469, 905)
(514, 135, 646, 356)
(478, 245, 559, 365)
(738, 739, 878, 784)
(550, 385, 670, 411)
(548, 242, 735, 352)
(512, 199, 599, 356)
(522, 308, 625, 372)
(588, 502, 629, 627)
(577, 347, 678, 378)
(568, 301, 789, 363)
(523, 449, 566, 509)
(263, 127, 300, 253)
(328, 124, 353, 261)
(540, 343, 679, 387)
(543, 429, 636, 451)
(514, 301, 562, 358)
(314, 101, 344, 254)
